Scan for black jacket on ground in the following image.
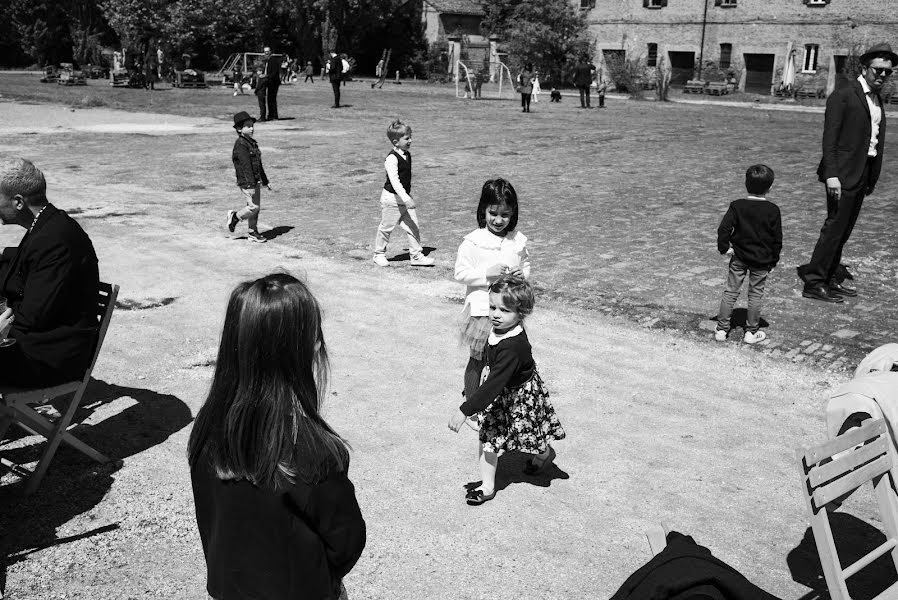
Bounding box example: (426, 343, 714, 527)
(611, 532, 782, 600)
(0, 204, 99, 385)
(716, 198, 782, 269)
(191, 451, 366, 600)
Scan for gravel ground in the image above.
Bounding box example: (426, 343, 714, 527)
(0, 86, 894, 599)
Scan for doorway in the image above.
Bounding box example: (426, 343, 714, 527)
(743, 53, 775, 94)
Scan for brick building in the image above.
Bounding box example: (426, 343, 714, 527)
(576, 0, 898, 95)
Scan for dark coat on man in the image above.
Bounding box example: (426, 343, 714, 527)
(573, 61, 596, 87)
(816, 77, 885, 192)
(0, 204, 100, 385)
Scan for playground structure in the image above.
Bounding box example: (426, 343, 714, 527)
(216, 52, 283, 86)
(455, 60, 515, 100)
(371, 49, 392, 89)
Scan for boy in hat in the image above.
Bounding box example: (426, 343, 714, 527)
(226, 111, 271, 243)
(799, 42, 897, 302)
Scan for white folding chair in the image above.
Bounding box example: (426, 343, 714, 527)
(796, 418, 898, 599)
(0, 282, 118, 494)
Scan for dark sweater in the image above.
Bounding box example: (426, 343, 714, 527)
(383, 150, 411, 195)
(191, 451, 366, 600)
(460, 328, 535, 416)
(716, 197, 782, 269)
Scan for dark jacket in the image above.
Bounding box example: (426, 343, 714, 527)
(232, 134, 268, 189)
(252, 73, 268, 97)
(817, 78, 886, 191)
(611, 532, 781, 600)
(264, 54, 282, 87)
(717, 198, 782, 270)
(191, 451, 366, 600)
(0, 204, 99, 384)
(573, 62, 595, 87)
(328, 55, 343, 83)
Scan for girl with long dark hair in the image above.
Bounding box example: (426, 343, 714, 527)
(189, 273, 366, 600)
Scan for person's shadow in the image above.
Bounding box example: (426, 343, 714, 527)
(787, 511, 898, 599)
(262, 225, 293, 241)
(465, 450, 570, 493)
(0, 380, 193, 596)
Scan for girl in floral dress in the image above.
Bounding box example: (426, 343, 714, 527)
(448, 274, 565, 505)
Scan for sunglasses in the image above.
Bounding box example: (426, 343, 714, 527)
(870, 67, 893, 77)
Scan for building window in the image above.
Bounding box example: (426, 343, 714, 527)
(803, 44, 819, 72)
(803, 0, 830, 5)
(715, 0, 737, 6)
(719, 43, 732, 69)
(643, 0, 668, 8)
(579, 0, 596, 8)
(647, 43, 658, 67)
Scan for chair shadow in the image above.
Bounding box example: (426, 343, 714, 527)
(710, 308, 770, 330)
(0, 379, 193, 596)
(388, 246, 437, 264)
(263, 225, 293, 241)
(787, 512, 898, 600)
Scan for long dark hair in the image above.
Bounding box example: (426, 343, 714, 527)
(188, 273, 349, 488)
(476, 178, 519, 231)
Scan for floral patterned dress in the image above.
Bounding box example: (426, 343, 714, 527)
(459, 325, 565, 454)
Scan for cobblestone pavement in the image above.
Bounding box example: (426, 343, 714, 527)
(4, 81, 896, 371)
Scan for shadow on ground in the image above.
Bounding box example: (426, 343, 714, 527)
(787, 511, 898, 600)
(0, 380, 192, 596)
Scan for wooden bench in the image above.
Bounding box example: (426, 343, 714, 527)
(795, 88, 825, 100)
(683, 80, 705, 94)
(705, 82, 729, 96)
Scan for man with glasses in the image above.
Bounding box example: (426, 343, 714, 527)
(800, 42, 897, 302)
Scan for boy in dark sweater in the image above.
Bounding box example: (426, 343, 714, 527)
(715, 164, 782, 344)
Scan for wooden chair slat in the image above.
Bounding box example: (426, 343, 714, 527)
(809, 436, 890, 487)
(843, 538, 898, 579)
(812, 455, 892, 507)
(802, 419, 887, 464)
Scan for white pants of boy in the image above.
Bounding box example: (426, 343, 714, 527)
(236, 184, 261, 231)
(373, 190, 424, 258)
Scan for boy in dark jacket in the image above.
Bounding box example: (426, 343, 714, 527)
(715, 164, 782, 344)
(251, 69, 268, 121)
(226, 111, 270, 243)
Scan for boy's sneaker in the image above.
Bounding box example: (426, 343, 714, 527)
(248, 230, 267, 243)
(372, 254, 389, 267)
(714, 328, 727, 342)
(410, 254, 435, 267)
(743, 330, 767, 344)
(226, 210, 239, 233)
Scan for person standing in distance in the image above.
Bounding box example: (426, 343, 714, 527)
(261, 46, 281, 120)
(328, 51, 344, 108)
(800, 42, 897, 302)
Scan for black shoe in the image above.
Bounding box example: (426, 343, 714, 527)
(802, 284, 844, 303)
(829, 281, 857, 297)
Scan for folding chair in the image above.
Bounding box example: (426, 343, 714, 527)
(796, 418, 898, 599)
(0, 282, 119, 494)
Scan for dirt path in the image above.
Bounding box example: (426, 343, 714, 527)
(0, 101, 874, 600)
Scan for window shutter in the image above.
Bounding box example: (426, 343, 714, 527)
(715, 0, 722, 4)
(660, 0, 668, 6)
(643, 0, 649, 6)
(590, 0, 596, 7)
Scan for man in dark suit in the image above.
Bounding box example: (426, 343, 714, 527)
(573, 56, 596, 109)
(0, 158, 100, 386)
(262, 46, 281, 120)
(328, 51, 344, 108)
(800, 42, 897, 302)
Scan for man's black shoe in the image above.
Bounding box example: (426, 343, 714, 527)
(802, 284, 844, 303)
(829, 281, 857, 297)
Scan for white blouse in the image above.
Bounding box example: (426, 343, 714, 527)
(454, 228, 530, 316)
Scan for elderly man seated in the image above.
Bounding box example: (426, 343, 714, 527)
(0, 158, 100, 386)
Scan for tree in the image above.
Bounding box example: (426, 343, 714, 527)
(499, 0, 591, 84)
(10, 0, 76, 66)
